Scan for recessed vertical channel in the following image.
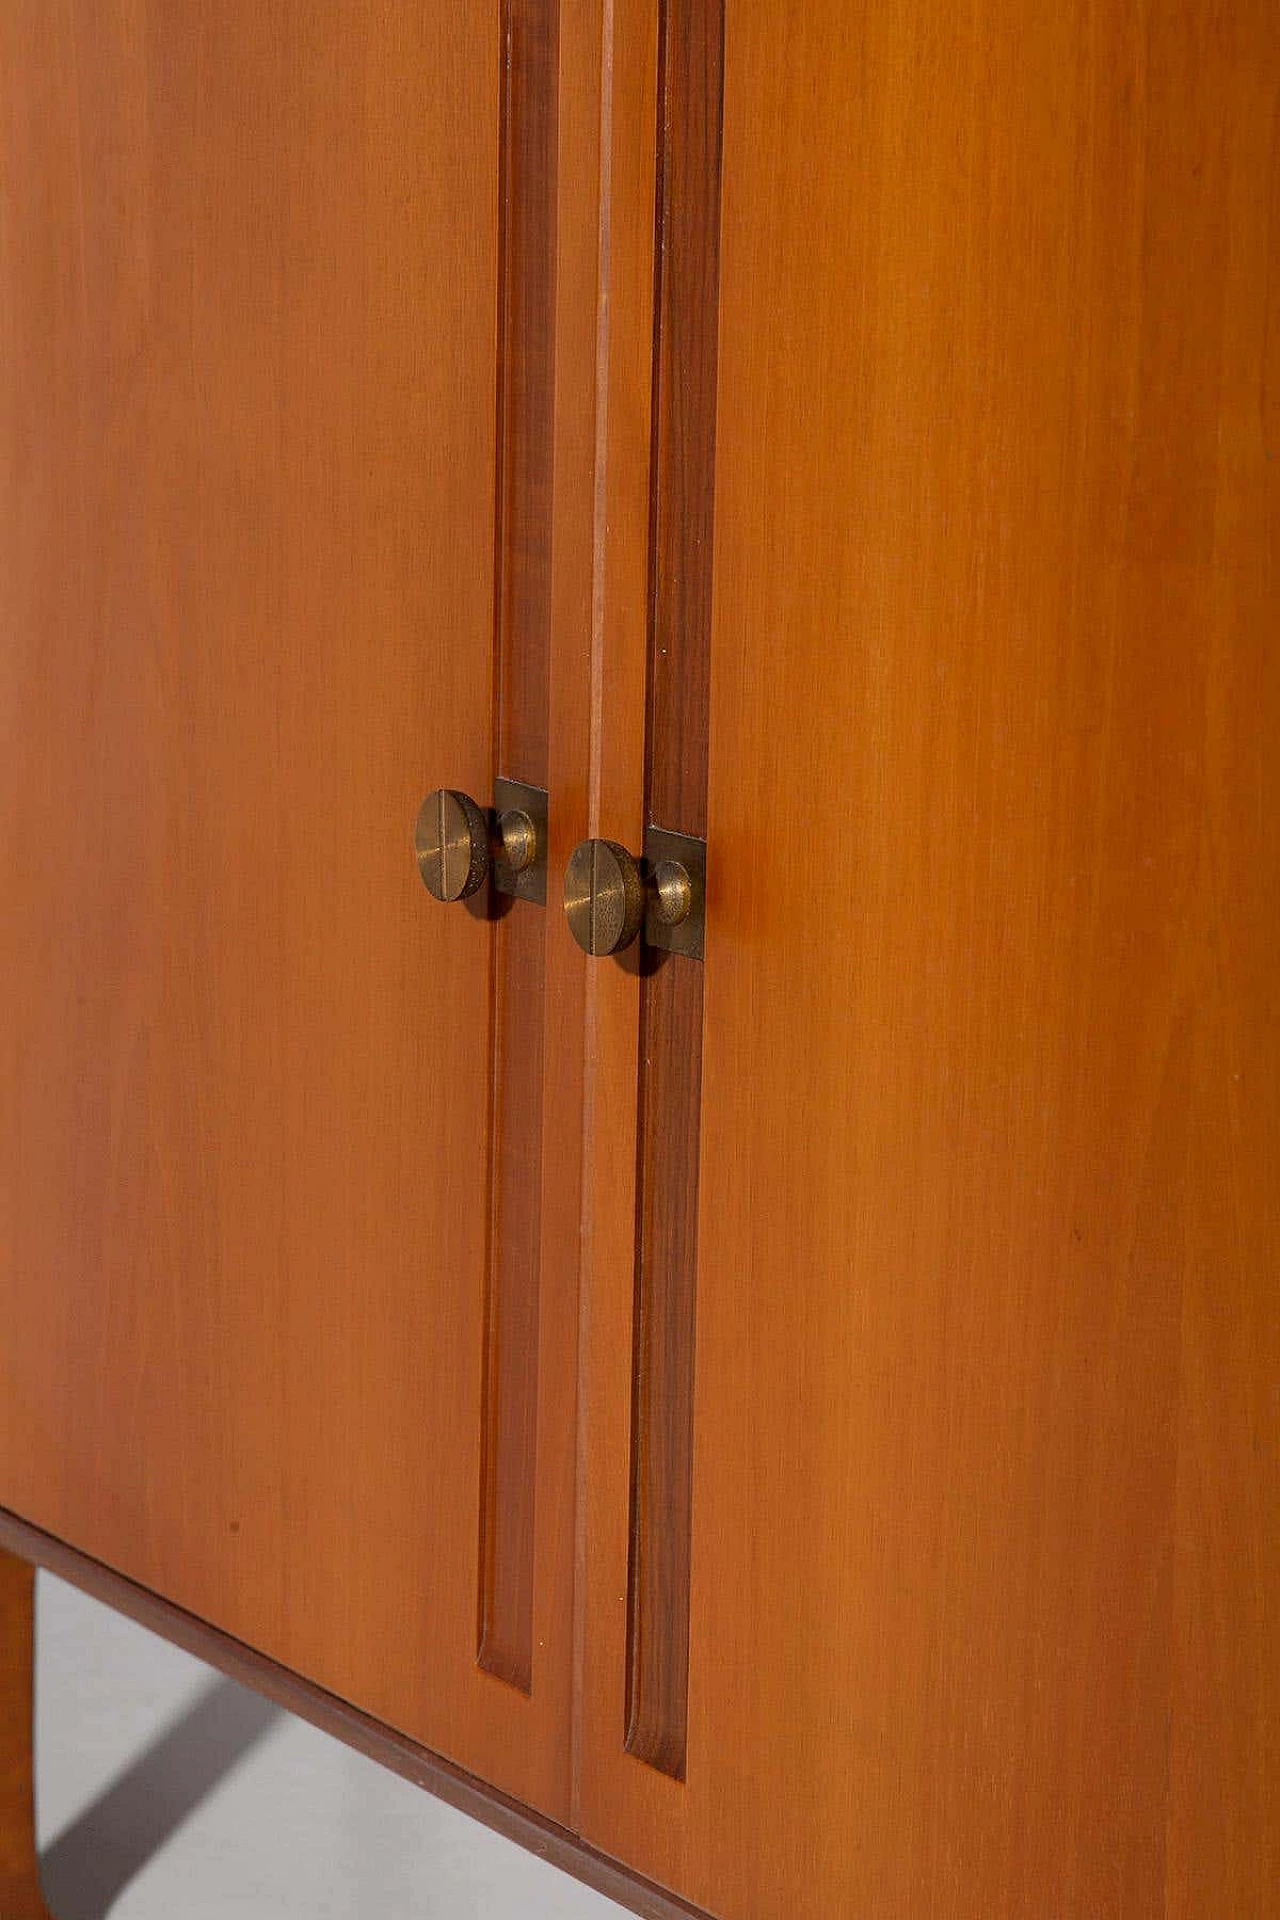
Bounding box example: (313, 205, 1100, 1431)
(477, 0, 559, 1694)
(625, 0, 724, 1778)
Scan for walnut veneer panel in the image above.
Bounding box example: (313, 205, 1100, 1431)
(579, 2, 1279, 1913)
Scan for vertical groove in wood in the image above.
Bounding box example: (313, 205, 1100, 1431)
(0, 1549, 48, 1918)
(493, 0, 558, 780)
(626, 959, 706, 1777)
(478, 906, 548, 1691)
(625, 0, 724, 1778)
(643, 0, 721, 841)
(477, 0, 560, 1693)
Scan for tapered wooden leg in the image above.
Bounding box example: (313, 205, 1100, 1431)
(0, 1548, 50, 1916)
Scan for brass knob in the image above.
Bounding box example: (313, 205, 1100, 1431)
(415, 789, 490, 901)
(566, 829, 704, 958)
(564, 839, 646, 955)
(652, 859, 694, 928)
(498, 809, 538, 876)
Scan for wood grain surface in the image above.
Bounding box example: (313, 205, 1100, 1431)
(579, 1, 1280, 1914)
(627, 952, 705, 1779)
(479, 901, 548, 1692)
(478, 0, 560, 1696)
(644, 0, 722, 844)
(3, 3, 1277, 1915)
(0, 0, 577, 1823)
(0, 1509, 709, 1920)
(625, 0, 725, 1781)
(0, 1550, 49, 1918)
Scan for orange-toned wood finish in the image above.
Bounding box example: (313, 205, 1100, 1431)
(0, 1509, 705, 1920)
(478, 0, 561, 1696)
(0, 0, 578, 1824)
(579, 1, 1279, 1915)
(3, 2, 1278, 1917)
(626, 0, 725, 1781)
(0, 1551, 49, 1919)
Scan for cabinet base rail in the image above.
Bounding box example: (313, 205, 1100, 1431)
(0, 1508, 703, 1920)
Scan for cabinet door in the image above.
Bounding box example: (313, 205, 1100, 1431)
(579, 1, 1279, 1913)
(0, 1, 580, 1818)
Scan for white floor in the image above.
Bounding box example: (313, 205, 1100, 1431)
(35, 1574, 627, 1919)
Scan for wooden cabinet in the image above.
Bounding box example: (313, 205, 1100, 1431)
(2, 4, 1276, 1917)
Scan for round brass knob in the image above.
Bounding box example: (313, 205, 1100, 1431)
(563, 839, 646, 956)
(652, 859, 694, 928)
(498, 809, 538, 876)
(415, 789, 490, 902)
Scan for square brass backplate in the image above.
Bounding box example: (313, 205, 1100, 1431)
(643, 825, 707, 960)
(492, 777, 549, 904)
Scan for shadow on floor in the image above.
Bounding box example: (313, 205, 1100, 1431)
(39, 1677, 281, 1919)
